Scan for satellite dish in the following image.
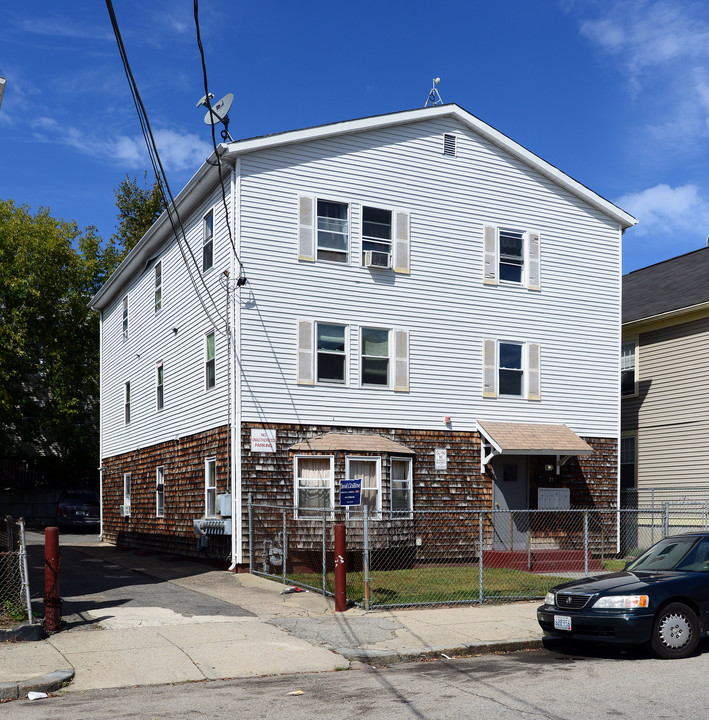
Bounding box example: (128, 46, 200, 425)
(196, 92, 214, 108)
(203, 93, 233, 125)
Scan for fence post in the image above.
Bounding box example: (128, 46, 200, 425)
(248, 493, 253, 574)
(334, 523, 346, 612)
(663, 502, 669, 538)
(363, 505, 370, 611)
(322, 514, 327, 597)
(705, 502, 708, 531)
(282, 509, 287, 585)
(18, 519, 33, 624)
(478, 512, 484, 605)
(583, 511, 589, 577)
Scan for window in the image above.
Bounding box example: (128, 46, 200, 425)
(295, 456, 334, 517)
(620, 436, 636, 490)
(203, 210, 214, 271)
(123, 472, 131, 509)
(205, 458, 216, 517)
(316, 323, 346, 383)
(156, 466, 164, 517)
(316, 200, 348, 262)
(483, 339, 540, 400)
(483, 225, 540, 290)
(391, 458, 413, 516)
(122, 296, 129, 340)
(205, 332, 215, 390)
(499, 342, 524, 396)
(362, 206, 392, 261)
(346, 457, 381, 516)
(361, 327, 389, 386)
(154, 261, 162, 312)
(621, 341, 636, 396)
(156, 362, 164, 410)
(124, 381, 131, 424)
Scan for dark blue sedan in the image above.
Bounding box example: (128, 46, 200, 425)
(538, 532, 709, 658)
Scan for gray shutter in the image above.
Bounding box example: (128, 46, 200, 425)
(393, 329, 409, 392)
(394, 211, 410, 274)
(297, 320, 314, 385)
(298, 195, 315, 262)
(483, 339, 497, 397)
(527, 343, 541, 400)
(483, 225, 498, 285)
(527, 231, 541, 291)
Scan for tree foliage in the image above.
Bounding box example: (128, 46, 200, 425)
(110, 173, 163, 260)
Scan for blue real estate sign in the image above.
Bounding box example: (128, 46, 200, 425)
(340, 478, 362, 507)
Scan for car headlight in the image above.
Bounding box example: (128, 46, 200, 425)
(591, 595, 649, 609)
(544, 591, 555, 606)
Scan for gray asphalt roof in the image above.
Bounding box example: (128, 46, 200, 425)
(623, 246, 709, 324)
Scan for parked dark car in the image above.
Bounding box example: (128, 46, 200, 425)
(56, 490, 100, 531)
(538, 532, 709, 658)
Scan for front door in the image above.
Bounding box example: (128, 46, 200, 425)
(491, 456, 529, 550)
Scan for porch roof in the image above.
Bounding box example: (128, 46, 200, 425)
(289, 432, 415, 454)
(477, 421, 593, 456)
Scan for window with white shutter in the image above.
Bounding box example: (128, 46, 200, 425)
(483, 339, 541, 401)
(298, 195, 315, 261)
(394, 211, 410, 274)
(482, 225, 541, 290)
(393, 329, 409, 392)
(297, 320, 314, 385)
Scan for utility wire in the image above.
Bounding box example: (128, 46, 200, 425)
(105, 0, 227, 330)
(193, 0, 246, 281)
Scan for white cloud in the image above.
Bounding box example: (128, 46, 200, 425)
(616, 183, 709, 237)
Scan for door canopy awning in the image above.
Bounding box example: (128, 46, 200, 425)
(289, 432, 415, 455)
(477, 420, 593, 474)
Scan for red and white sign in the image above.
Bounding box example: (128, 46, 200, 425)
(251, 428, 277, 452)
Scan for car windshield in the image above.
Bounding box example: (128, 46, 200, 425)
(61, 492, 98, 504)
(627, 536, 709, 572)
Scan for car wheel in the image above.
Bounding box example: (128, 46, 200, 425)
(650, 603, 700, 659)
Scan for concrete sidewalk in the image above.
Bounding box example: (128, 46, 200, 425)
(0, 540, 544, 698)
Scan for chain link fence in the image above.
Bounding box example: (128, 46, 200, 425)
(0, 517, 34, 625)
(249, 499, 709, 609)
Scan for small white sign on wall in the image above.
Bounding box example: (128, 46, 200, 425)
(434, 448, 447, 471)
(251, 428, 277, 453)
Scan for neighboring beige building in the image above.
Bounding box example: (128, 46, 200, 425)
(622, 247, 709, 497)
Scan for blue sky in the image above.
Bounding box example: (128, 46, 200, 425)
(2, 0, 709, 273)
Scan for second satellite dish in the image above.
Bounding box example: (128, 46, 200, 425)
(203, 93, 233, 125)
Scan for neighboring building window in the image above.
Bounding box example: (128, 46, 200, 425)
(346, 456, 381, 516)
(498, 342, 524, 396)
(123, 472, 131, 509)
(205, 332, 215, 390)
(156, 466, 165, 517)
(361, 327, 390, 386)
(391, 457, 413, 516)
(621, 341, 636, 396)
(316, 199, 348, 263)
(203, 210, 214, 271)
(498, 229, 524, 284)
(122, 296, 129, 340)
(362, 206, 392, 261)
(205, 458, 216, 517)
(156, 362, 164, 410)
(620, 436, 636, 490)
(294, 456, 334, 517)
(316, 323, 346, 384)
(124, 381, 131, 424)
(154, 261, 162, 312)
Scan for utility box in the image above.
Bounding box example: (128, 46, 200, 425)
(219, 493, 232, 517)
(538, 487, 570, 510)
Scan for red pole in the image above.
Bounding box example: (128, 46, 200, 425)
(334, 522, 346, 612)
(44, 527, 61, 632)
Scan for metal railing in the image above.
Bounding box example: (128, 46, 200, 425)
(0, 517, 33, 625)
(249, 499, 709, 609)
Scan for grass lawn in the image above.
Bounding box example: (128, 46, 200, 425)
(288, 565, 574, 607)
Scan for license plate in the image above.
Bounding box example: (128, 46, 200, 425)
(554, 615, 572, 631)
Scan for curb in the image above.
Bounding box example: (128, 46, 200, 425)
(0, 623, 46, 643)
(336, 638, 545, 666)
(0, 668, 74, 701)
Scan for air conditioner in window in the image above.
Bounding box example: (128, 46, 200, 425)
(363, 250, 391, 269)
(119, 504, 130, 518)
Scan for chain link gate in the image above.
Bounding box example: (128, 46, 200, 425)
(1, 517, 34, 625)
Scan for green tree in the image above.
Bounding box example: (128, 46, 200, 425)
(110, 173, 163, 261)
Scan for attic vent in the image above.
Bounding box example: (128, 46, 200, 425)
(443, 134, 457, 156)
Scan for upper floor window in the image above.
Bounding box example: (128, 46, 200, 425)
(154, 261, 162, 312)
(316, 200, 348, 263)
(156, 362, 164, 410)
(621, 341, 637, 396)
(294, 455, 334, 517)
(316, 323, 346, 384)
(362, 206, 392, 263)
(205, 332, 215, 390)
(483, 339, 541, 401)
(156, 466, 165, 517)
(483, 225, 540, 290)
(205, 458, 216, 517)
(124, 381, 131, 424)
(203, 211, 214, 272)
(122, 296, 129, 340)
(361, 327, 389, 386)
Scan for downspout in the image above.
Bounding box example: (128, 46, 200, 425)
(99, 309, 104, 541)
(616, 224, 623, 554)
